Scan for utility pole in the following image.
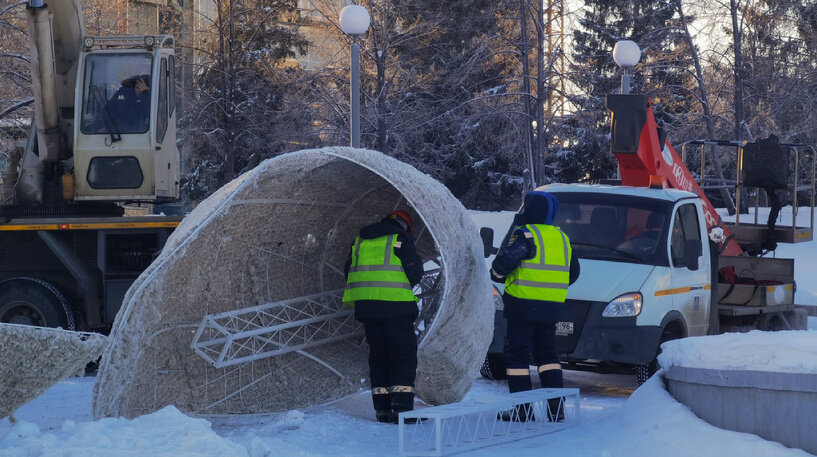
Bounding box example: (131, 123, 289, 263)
(535, 0, 544, 189)
(179, 0, 195, 114)
(533, 0, 565, 188)
(544, 0, 565, 118)
(520, 0, 535, 191)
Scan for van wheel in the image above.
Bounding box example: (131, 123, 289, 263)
(0, 277, 76, 330)
(479, 353, 506, 380)
(635, 326, 681, 386)
(635, 364, 651, 385)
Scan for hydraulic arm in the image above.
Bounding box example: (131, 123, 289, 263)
(606, 94, 743, 256)
(25, 0, 84, 163)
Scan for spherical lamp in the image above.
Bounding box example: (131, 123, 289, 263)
(613, 40, 641, 68)
(339, 5, 370, 36)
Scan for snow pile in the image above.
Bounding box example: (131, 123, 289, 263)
(552, 374, 812, 457)
(0, 324, 106, 420)
(659, 330, 817, 373)
(94, 147, 493, 419)
(0, 406, 253, 457)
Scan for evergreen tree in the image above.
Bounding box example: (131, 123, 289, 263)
(387, 0, 526, 209)
(558, 0, 690, 183)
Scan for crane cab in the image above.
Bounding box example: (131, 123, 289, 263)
(72, 35, 179, 202)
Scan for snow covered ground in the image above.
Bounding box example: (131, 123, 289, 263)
(1, 353, 814, 457)
(1, 206, 817, 456)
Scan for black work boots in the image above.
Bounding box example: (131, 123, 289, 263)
(498, 402, 536, 422)
(498, 399, 565, 423)
(547, 397, 565, 422)
(375, 409, 395, 423)
(375, 408, 426, 424)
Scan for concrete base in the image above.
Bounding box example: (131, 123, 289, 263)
(665, 366, 817, 454)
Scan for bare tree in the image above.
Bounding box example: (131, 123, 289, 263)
(674, 0, 736, 214)
(304, 0, 534, 208)
(0, 0, 31, 121)
(728, 0, 748, 141)
(179, 0, 313, 202)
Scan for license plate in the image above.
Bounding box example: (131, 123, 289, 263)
(555, 321, 573, 335)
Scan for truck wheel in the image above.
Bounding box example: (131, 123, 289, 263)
(479, 353, 507, 380)
(635, 327, 681, 386)
(0, 277, 76, 330)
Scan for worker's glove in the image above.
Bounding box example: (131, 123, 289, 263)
(708, 226, 725, 243)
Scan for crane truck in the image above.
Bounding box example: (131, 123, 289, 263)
(0, 0, 181, 331)
(480, 44, 813, 385)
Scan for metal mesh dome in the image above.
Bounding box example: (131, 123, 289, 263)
(93, 147, 494, 419)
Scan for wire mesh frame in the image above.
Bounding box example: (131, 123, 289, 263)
(415, 257, 444, 341)
(398, 388, 580, 457)
(191, 289, 363, 368)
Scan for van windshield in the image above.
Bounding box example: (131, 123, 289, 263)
(550, 192, 674, 266)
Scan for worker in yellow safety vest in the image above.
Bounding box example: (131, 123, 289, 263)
(343, 210, 424, 424)
(491, 190, 580, 422)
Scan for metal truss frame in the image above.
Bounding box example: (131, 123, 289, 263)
(191, 289, 362, 368)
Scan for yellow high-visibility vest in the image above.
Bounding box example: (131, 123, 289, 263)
(505, 224, 572, 302)
(342, 234, 417, 306)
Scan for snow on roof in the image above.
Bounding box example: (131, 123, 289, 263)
(541, 183, 697, 202)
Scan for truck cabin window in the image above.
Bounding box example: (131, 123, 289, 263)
(670, 203, 702, 267)
(81, 53, 153, 135)
(87, 156, 143, 189)
(549, 193, 672, 265)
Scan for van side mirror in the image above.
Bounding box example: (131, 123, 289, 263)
(683, 239, 702, 270)
(479, 227, 496, 258)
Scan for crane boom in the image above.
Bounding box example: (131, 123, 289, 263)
(25, 0, 84, 162)
(607, 94, 743, 256)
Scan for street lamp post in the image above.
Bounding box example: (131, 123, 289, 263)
(339, 5, 370, 148)
(612, 40, 641, 95)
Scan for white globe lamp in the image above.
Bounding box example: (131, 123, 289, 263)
(613, 40, 641, 68)
(339, 5, 371, 148)
(613, 40, 641, 94)
(340, 5, 370, 36)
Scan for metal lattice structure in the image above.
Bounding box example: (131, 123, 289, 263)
(191, 289, 362, 368)
(415, 257, 444, 340)
(398, 388, 580, 456)
(94, 147, 494, 418)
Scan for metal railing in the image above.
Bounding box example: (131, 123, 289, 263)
(682, 139, 815, 246)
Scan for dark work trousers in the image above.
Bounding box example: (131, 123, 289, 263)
(362, 316, 418, 412)
(503, 319, 563, 393)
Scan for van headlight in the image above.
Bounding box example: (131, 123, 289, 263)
(602, 292, 642, 317)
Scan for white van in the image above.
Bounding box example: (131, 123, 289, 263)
(480, 183, 806, 384)
(482, 183, 714, 384)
